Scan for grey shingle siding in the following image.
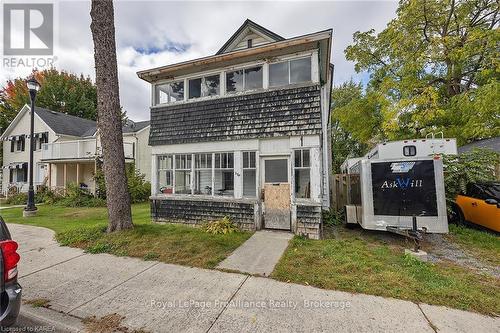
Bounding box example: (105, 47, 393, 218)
(296, 204, 322, 239)
(151, 198, 256, 231)
(149, 85, 322, 145)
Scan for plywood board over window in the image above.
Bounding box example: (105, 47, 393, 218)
(264, 183, 291, 230)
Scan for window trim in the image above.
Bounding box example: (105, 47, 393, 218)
(293, 149, 312, 199)
(157, 152, 237, 198)
(403, 145, 417, 157)
(225, 64, 264, 94)
(151, 53, 315, 107)
(269, 56, 312, 88)
(155, 80, 185, 106)
(242, 151, 257, 198)
(194, 153, 213, 195)
(188, 74, 221, 100)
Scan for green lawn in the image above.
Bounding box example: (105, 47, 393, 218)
(0, 203, 252, 269)
(272, 226, 500, 316)
(447, 224, 500, 267)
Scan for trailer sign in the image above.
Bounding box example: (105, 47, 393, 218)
(371, 160, 438, 216)
(390, 162, 415, 173)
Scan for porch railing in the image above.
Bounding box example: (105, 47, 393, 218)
(42, 139, 134, 160)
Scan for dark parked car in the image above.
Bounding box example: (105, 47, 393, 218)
(0, 216, 22, 327)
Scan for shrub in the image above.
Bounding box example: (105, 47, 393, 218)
(94, 164, 151, 203)
(441, 148, 499, 211)
(322, 209, 344, 227)
(202, 217, 239, 235)
(5, 192, 28, 205)
(57, 183, 106, 207)
(127, 167, 151, 203)
(36, 186, 61, 204)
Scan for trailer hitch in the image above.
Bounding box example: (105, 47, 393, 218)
(386, 215, 426, 252)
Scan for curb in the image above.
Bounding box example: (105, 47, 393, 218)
(14, 304, 85, 333)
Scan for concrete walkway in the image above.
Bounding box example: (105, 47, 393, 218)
(8, 223, 500, 333)
(217, 230, 293, 276)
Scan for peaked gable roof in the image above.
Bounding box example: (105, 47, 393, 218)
(216, 19, 285, 55)
(35, 107, 97, 137)
(122, 120, 150, 133)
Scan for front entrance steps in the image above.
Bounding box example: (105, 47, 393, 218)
(217, 230, 293, 276)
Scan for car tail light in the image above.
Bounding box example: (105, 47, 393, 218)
(0, 240, 20, 282)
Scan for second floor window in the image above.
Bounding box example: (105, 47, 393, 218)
(155, 80, 184, 104)
(10, 135, 25, 152)
(189, 74, 220, 99)
(226, 66, 263, 93)
(269, 57, 311, 87)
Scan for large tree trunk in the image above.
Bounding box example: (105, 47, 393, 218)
(90, 0, 133, 232)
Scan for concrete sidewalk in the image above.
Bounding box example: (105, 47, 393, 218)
(217, 230, 293, 276)
(9, 223, 500, 333)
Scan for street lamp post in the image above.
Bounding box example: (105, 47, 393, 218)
(23, 77, 41, 217)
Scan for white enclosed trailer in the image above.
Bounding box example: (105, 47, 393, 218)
(345, 157, 448, 233)
(364, 138, 457, 161)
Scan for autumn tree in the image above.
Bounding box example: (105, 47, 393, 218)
(0, 69, 98, 162)
(90, 0, 133, 231)
(344, 0, 499, 145)
(0, 69, 97, 132)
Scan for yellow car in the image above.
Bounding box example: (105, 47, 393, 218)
(454, 182, 500, 232)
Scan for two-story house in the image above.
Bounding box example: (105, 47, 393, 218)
(138, 20, 332, 239)
(1, 104, 151, 195)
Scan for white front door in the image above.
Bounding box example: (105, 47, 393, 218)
(36, 164, 47, 184)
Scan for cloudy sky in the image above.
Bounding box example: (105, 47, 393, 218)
(1, 0, 398, 121)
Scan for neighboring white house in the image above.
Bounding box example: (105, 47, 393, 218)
(1, 104, 151, 195)
(137, 19, 333, 239)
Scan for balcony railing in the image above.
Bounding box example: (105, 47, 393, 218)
(42, 139, 134, 160)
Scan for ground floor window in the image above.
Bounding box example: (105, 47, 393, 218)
(214, 152, 234, 197)
(175, 154, 192, 194)
(243, 151, 256, 197)
(9, 165, 28, 183)
(194, 153, 212, 195)
(157, 152, 235, 197)
(294, 149, 310, 198)
(158, 155, 173, 194)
